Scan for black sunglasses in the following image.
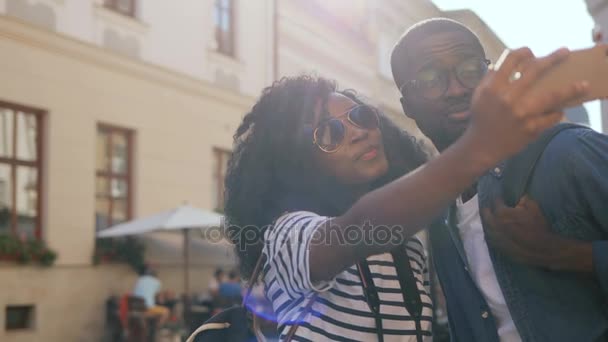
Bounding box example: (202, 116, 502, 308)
(400, 57, 491, 100)
(312, 104, 380, 153)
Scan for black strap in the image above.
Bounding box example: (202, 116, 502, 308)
(357, 247, 424, 342)
(391, 248, 424, 342)
(242, 251, 267, 306)
(502, 123, 584, 206)
(391, 248, 423, 318)
(357, 260, 384, 342)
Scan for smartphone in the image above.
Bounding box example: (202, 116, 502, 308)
(526, 45, 608, 107)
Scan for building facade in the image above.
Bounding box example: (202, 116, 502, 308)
(586, 0, 608, 132)
(0, 0, 505, 340)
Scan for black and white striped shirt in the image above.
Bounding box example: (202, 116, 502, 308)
(262, 211, 433, 341)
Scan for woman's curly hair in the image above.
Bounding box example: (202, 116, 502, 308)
(224, 75, 428, 279)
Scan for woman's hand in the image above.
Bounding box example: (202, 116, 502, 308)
(466, 47, 589, 168)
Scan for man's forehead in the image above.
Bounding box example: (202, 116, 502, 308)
(405, 31, 483, 71)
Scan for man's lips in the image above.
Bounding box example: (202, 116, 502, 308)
(446, 104, 471, 122)
(447, 110, 471, 121)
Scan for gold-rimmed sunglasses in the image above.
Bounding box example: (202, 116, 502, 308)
(312, 104, 380, 153)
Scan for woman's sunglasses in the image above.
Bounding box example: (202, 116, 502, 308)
(313, 104, 380, 153)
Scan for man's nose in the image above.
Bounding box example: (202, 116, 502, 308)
(445, 73, 468, 98)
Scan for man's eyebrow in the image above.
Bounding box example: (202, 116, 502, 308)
(416, 52, 483, 71)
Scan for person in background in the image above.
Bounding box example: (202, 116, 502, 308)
(208, 268, 225, 299)
(133, 265, 170, 325)
(218, 270, 243, 307)
(156, 290, 178, 321)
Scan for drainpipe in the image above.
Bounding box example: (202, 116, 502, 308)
(273, 0, 279, 81)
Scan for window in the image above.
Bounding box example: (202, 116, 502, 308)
(96, 125, 133, 231)
(212, 148, 231, 212)
(213, 0, 235, 56)
(5, 305, 35, 331)
(104, 0, 136, 17)
(0, 102, 43, 239)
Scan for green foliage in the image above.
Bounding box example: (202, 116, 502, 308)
(94, 237, 145, 273)
(0, 234, 57, 266)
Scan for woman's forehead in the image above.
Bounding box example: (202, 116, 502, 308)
(312, 93, 357, 124)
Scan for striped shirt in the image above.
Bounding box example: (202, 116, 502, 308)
(262, 211, 433, 341)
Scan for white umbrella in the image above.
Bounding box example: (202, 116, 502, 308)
(96, 204, 224, 295)
(97, 205, 223, 238)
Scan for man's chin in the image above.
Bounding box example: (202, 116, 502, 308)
(444, 121, 469, 145)
(420, 121, 469, 150)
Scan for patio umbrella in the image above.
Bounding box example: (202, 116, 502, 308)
(96, 204, 224, 295)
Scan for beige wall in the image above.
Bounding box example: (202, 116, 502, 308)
(0, 16, 244, 341)
(0, 0, 275, 97)
(0, 263, 221, 342)
(0, 264, 135, 342)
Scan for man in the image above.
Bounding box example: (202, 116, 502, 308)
(133, 265, 170, 325)
(390, 18, 608, 341)
(208, 268, 225, 299)
(218, 270, 242, 306)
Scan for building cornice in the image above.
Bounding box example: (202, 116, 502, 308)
(0, 15, 254, 109)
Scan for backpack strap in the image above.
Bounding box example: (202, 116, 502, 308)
(282, 292, 319, 341)
(391, 248, 423, 317)
(357, 260, 384, 342)
(241, 251, 266, 307)
(356, 247, 425, 342)
(391, 247, 424, 342)
(502, 123, 584, 206)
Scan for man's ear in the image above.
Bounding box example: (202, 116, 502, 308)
(400, 96, 415, 120)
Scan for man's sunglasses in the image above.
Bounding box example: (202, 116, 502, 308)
(313, 104, 380, 153)
(400, 57, 491, 100)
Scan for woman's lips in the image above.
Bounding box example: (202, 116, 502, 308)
(360, 148, 378, 161)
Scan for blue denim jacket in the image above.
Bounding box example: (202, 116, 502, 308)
(430, 126, 608, 342)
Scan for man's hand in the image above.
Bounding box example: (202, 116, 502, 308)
(481, 196, 593, 272)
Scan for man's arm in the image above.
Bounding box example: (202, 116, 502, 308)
(482, 128, 608, 293)
(565, 128, 608, 292)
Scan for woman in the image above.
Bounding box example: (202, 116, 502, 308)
(224, 51, 587, 341)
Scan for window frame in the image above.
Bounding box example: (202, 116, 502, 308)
(5, 305, 36, 331)
(96, 124, 134, 231)
(214, 0, 236, 57)
(0, 101, 44, 240)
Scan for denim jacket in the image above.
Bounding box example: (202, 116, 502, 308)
(430, 126, 608, 342)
